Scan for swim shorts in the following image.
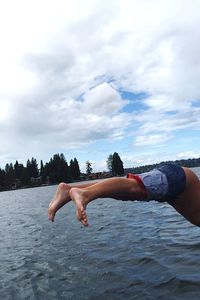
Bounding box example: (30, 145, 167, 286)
(127, 163, 186, 204)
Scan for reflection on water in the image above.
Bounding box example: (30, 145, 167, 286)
(0, 168, 200, 299)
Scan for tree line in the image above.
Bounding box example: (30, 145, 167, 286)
(130, 157, 200, 174)
(0, 154, 81, 191)
(1, 151, 199, 191)
(0, 152, 125, 191)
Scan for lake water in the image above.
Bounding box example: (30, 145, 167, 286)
(0, 168, 200, 300)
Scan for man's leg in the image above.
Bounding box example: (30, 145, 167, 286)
(69, 177, 147, 226)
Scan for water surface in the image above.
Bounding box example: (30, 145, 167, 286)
(0, 168, 200, 299)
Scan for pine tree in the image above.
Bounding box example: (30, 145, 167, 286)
(40, 160, 46, 183)
(5, 163, 15, 186)
(69, 159, 75, 179)
(40, 160, 44, 175)
(21, 167, 30, 186)
(14, 160, 20, 178)
(112, 152, 124, 176)
(107, 154, 113, 173)
(45, 153, 70, 183)
(30, 158, 39, 178)
(59, 153, 70, 182)
(0, 168, 5, 190)
(73, 158, 81, 180)
(14, 160, 26, 183)
(86, 160, 92, 175)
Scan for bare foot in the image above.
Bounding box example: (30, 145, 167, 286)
(69, 187, 89, 227)
(48, 183, 71, 222)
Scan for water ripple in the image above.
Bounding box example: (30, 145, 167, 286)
(0, 167, 200, 299)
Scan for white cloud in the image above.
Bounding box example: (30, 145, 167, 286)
(135, 134, 172, 147)
(2, 81, 133, 165)
(177, 151, 200, 160)
(83, 82, 127, 115)
(0, 0, 200, 168)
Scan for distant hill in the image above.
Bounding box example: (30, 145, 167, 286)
(124, 157, 200, 174)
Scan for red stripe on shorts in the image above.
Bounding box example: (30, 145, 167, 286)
(127, 173, 148, 198)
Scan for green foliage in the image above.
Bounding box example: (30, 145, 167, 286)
(0, 168, 6, 190)
(74, 158, 81, 180)
(70, 158, 81, 180)
(112, 152, 124, 175)
(107, 154, 113, 172)
(5, 163, 15, 186)
(0, 153, 81, 190)
(86, 160, 92, 175)
(44, 153, 70, 184)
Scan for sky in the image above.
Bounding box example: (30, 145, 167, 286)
(0, 0, 200, 172)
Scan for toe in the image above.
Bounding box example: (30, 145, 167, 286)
(48, 213, 55, 222)
(82, 219, 88, 226)
(48, 207, 55, 222)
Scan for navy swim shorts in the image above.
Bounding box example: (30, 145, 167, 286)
(137, 163, 186, 204)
